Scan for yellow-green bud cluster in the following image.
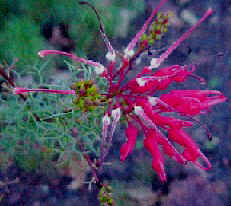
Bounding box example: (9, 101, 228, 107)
(140, 11, 173, 46)
(98, 185, 114, 206)
(71, 80, 104, 112)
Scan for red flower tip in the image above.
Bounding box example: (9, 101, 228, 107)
(168, 129, 198, 150)
(153, 128, 187, 164)
(144, 130, 167, 181)
(120, 122, 138, 161)
(160, 90, 226, 116)
(120, 143, 130, 162)
(152, 159, 167, 182)
(168, 128, 212, 170)
(183, 149, 212, 170)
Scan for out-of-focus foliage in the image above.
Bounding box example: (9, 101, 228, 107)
(0, 0, 144, 71)
(0, 17, 45, 70)
(0, 60, 107, 173)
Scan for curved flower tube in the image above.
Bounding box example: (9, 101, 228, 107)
(13, 87, 75, 95)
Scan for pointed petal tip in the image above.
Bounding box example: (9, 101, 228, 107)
(152, 159, 167, 182)
(160, 175, 167, 183)
(174, 155, 187, 165)
(207, 8, 213, 15)
(195, 152, 212, 170)
(157, 170, 167, 183)
(193, 160, 212, 170)
(120, 145, 129, 162)
(120, 156, 126, 162)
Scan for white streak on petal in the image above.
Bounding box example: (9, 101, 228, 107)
(103, 114, 111, 125)
(150, 58, 160, 68)
(136, 78, 147, 87)
(148, 96, 158, 106)
(95, 65, 105, 75)
(106, 52, 116, 62)
(124, 48, 135, 58)
(112, 108, 121, 121)
(111, 108, 121, 137)
(102, 114, 111, 143)
(134, 106, 156, 129)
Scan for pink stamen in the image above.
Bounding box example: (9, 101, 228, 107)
(156, 8, 213, 66)
(125, 0, 168, 52)
(13, 87, 75, 95)
(38, 50, 105, 70)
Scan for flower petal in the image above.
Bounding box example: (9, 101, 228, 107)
(120, 122, 138, 161)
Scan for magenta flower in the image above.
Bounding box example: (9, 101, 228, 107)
(13, 0, 226, 181)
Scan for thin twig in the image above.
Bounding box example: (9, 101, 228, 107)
(0, 66, 26, 101)
(79, 1, 115, 54)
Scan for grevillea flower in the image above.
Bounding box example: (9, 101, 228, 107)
(13, 0, 226, 181)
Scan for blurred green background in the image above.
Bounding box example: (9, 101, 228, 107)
(0, 0, 144, 71)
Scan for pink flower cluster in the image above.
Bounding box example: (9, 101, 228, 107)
(14, 0, 226, 181)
